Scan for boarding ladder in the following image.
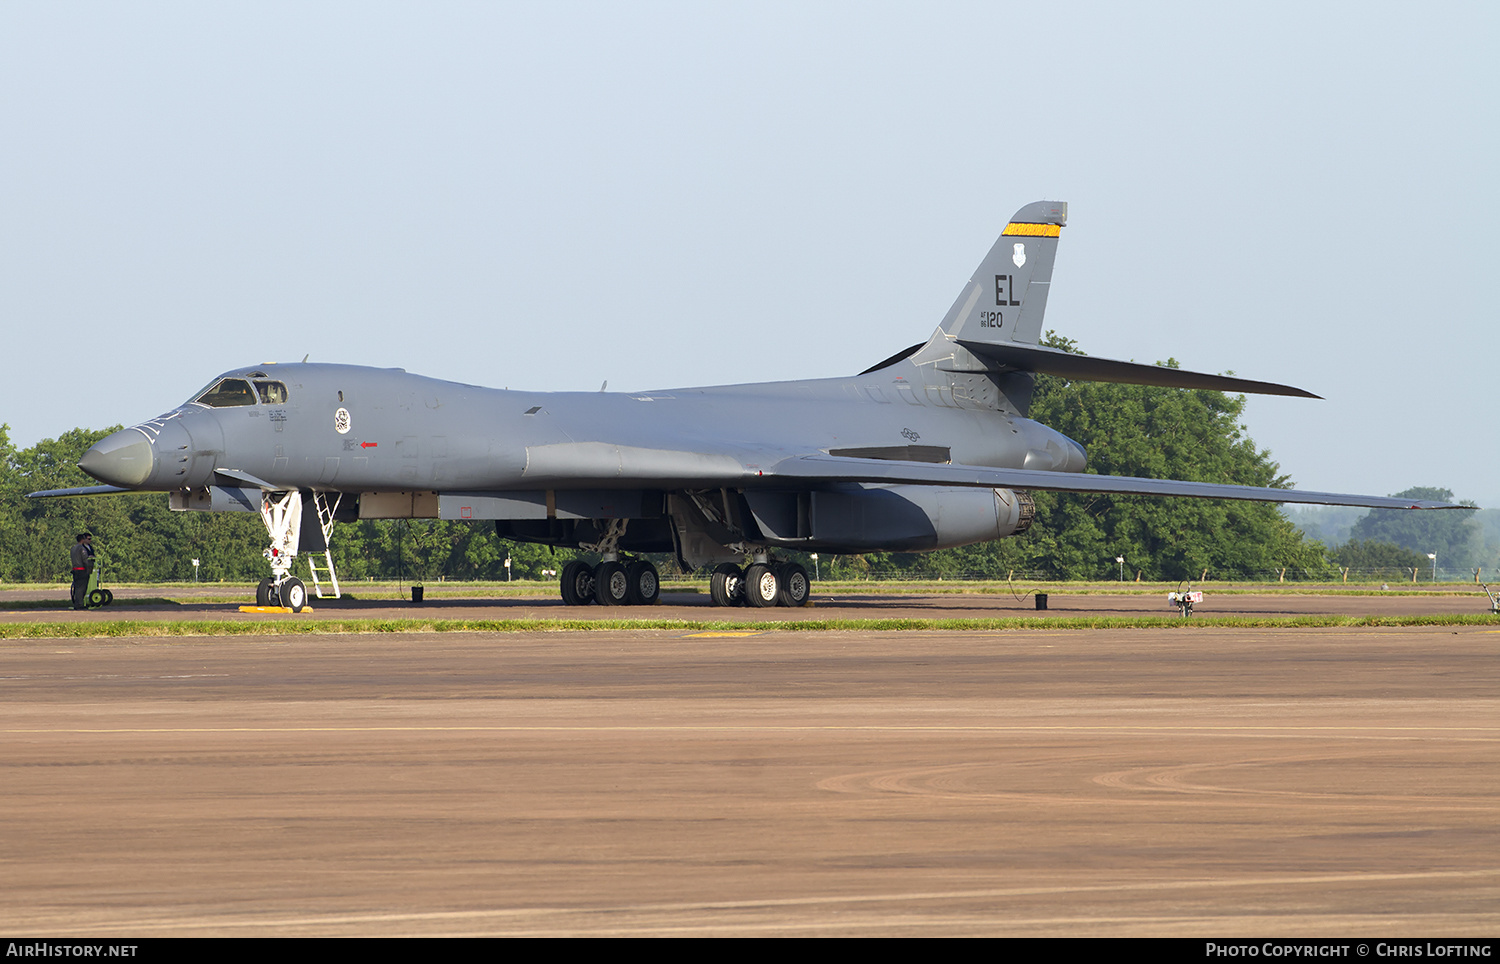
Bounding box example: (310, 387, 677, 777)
(306, 492, 342, 599)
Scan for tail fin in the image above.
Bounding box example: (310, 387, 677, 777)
(891, 200, 1319, 404)
(938, 200, 1067, 347)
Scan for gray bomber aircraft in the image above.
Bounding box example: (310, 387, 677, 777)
(32, 200, 1456, 611)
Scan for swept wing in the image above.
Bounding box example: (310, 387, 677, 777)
(766, 454, 1454, 510)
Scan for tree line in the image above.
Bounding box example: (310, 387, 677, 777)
(2, 337, 1484, 584)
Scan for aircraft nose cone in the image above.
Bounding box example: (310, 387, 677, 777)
(78, 429, 153, 487)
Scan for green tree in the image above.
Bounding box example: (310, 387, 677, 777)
(1348, 487, 1479, 565)
(1003, 334, 1327, 580)
(1330, 539, 1427, 572)
(0, 425, 17, 574)
(2, 427, 140, 582)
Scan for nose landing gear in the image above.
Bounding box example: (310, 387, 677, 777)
(250, 489, 340, 613)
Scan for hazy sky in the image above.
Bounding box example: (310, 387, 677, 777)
(3, 2, 1495, 503)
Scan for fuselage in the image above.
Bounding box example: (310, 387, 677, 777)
(79, 361, 1087, 494)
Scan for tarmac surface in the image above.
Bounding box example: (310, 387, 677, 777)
(2, 589, 1498, 936)
(3, 582, 1498, 622)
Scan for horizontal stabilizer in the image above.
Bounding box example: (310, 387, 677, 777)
(770, 455, 1461, 510)
(26, 484, 132, 498)
(954, 341, 1320, 398)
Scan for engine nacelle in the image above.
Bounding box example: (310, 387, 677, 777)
(746, 484, 1035, 553)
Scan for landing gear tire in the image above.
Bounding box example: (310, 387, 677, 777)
(256, 577, 274, 607)
(626, 560, 660, 606)
(560, 561, 596, 606)
(743, 563, 780, 608)
(595, 561, 630, 606)
(776, 563, 811, 608)
(283, 578, 308, 613)
(710, 564, 744, 607)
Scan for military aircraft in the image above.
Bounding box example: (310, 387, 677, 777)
(32, 200, 1456, 611)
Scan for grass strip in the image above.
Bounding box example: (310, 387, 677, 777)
(5, 581, 1489, 599)
(1, 612, 1495, 639)
(809, 584, 1490, 598)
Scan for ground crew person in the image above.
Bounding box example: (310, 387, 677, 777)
(70, 532, 95, 610)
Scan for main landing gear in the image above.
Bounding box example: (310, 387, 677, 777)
(552, 515, 813, 608)
(557, 557, 811, 607)
(710, 559, 811, 608)
(559, 557, 661, 606)
(559, 518, 663, 607)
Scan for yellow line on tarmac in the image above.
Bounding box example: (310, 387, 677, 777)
(683, 631, 763, 637)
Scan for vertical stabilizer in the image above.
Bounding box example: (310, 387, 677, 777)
(939, 200, 1066, 347)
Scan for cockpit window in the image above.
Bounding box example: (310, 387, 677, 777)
(255, 381, 288, 404)
(194, 378, 256, 408)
